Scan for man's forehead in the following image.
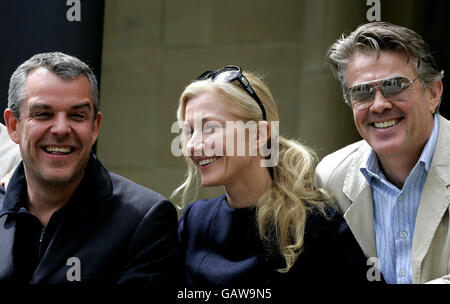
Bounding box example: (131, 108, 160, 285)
(28, 66, 53, 76)
(22, 70, 94, 111)
(349, 49, 415, 67)
(346, 50, 417, 84)
(25, 68, 91, 94)
(26, 67, 90, 84)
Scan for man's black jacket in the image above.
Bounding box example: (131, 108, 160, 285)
(0, 153, 180, 284)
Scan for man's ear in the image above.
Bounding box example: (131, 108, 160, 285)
(4, 108, 20, 144)
(91, 111, 102, 145)
(427, 80, 443, 113)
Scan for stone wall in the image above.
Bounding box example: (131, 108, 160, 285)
(98, 0, 419, 203)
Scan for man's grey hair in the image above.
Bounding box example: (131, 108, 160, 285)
(325, 22, 444, 106)
(8, 52, 99, 120)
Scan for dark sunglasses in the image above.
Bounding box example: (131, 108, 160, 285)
(196, 65, 267, 120)
(345, 76, 419, 110)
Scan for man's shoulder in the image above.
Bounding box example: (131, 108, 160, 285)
(315, 140, 370, 212)
(109, 172, 166, 200)
(316, 140, 369, 179)
(106, 171, 171, 213)
(436, 114, 450, 149)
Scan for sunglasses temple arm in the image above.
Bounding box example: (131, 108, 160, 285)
(252, 93, 267, 120)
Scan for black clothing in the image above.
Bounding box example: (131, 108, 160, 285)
(179, 194, 380, 286)
(0, 153, 180, 284)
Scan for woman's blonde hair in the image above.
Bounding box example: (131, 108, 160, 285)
(172, 70, 331, 272)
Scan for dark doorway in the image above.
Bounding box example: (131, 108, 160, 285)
(413, 0, 450, 119)
(0, 0, 104, 124)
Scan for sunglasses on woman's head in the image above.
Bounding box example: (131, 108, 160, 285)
(345, 75, 420, 110)
(196, 65, 267, 121)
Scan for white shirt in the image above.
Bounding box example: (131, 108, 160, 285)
(0, 123, 21, 179)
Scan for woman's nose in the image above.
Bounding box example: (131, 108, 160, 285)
(186, 130, 204, 156)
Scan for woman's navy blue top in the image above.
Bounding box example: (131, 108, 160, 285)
(178, 194, 377, 286)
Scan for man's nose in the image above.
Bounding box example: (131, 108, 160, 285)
(369, 88, 393, 113)
(50, 115, 71, 136)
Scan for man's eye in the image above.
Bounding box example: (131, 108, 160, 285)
(71, 113, 87, 119)
(34, 112, 50, 118)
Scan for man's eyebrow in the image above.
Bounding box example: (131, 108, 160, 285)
(71, 102, 91, 110)
(29, 103, 52, 111)
(28, 102, 92, 112)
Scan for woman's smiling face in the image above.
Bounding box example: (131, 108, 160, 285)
(184, 90, 259, 187)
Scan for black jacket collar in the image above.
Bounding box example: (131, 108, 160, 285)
(0, 152, 114, 283)
(0, 152, 112, 217)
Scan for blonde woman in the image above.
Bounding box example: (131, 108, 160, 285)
(173, 66, 379, 286)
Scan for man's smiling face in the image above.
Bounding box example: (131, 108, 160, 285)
(7, 67, 101, 187)
(346, 50, 440, 160)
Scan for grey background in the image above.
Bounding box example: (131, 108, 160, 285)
(0, 1, 448, 205)
(97, 0, 450, 202)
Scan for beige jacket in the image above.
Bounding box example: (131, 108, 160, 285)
(0, 123, 21, 179)
(315, 114, 450, 284)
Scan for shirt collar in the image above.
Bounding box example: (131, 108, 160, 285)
(419, 114, 439, 172)
(360, 150, 381, 185)
(361, 114, 439, 183)
(1, 162, 27, 214)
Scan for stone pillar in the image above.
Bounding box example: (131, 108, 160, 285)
(296, 0, 368, 158)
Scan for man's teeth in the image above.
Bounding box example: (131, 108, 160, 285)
(374, 119, 399, 129)
(45, 146, 71, 153)
(199, 157, 218, 166)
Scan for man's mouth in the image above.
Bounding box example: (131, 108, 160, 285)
(44, 146, 73, 155)
(198, 157, 221, 166)
(372, 119, 401, 129)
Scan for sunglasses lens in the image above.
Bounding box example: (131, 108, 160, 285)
(214, 69, 240, 82)
(382, 77, 410, 95)
(349, 84, 374, 102)
(346, 76, 416, 110)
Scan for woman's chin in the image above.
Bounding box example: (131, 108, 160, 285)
(200, 177, 222, 187)
(201, 181, 220, 187)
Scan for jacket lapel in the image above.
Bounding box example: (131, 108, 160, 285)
(411, 114, 450, 283)
(342, 143, 378, 258)
(0, 215, 17, 281)
(30, 154, 113, 283)
(30, 197, 110, 283)
(0, 164, 26, 281)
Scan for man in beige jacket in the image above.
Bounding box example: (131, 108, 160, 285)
(316, 22, 449, 284)
(0, 122, 21, 179)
